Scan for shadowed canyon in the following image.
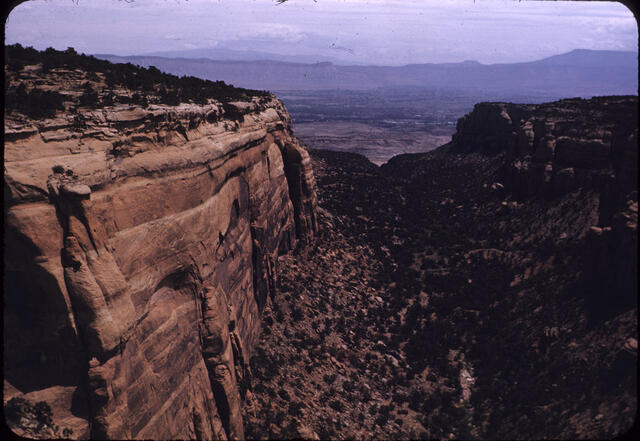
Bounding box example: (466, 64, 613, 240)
(3, 45, 638, 440)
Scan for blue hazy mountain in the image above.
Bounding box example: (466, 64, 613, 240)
(139, 47, 363, 66)
(93, 49, 637, 98)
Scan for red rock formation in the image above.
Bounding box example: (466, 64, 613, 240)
(450, 96, 637, 200)
(448, 95, 638, 320)
(4, 66, 317, 438)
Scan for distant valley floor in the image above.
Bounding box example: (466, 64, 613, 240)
(294, 121, 454, 165)
(276, 88, 478, 164)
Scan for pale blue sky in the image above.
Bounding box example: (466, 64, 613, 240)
(5, 0, 638, 65)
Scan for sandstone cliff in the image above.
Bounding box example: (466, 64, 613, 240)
(448, 96, 638, 319)
(4, 47, 317, 439)
(449, 96, 637, 200)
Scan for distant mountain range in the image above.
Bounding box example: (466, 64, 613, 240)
(140, 47, 361, 66)
(94, 49, 638, 98)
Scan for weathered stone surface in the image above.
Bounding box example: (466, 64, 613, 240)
(447, 95, 637, 324)
(448, 96, 638, 328)
(60, 183, 91, 197)
(449, 96, 637, 200)
(4, 70, 317, 439)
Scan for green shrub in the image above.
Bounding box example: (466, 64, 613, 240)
(33, 401, 53, 427)
(322, 374, 337, 384)
(5, 43, 270, 109)
(5, 83, 65, 119)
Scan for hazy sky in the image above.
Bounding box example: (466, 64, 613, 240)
(5, 0, 638, 65)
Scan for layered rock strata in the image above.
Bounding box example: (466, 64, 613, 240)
(448, 95, 637, 319)
(450, 96, 637, 200)
(4, 88, 317, 438)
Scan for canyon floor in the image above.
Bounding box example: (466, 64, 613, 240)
(242, 148, 637, 440)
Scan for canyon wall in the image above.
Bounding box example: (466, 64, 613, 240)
(4, 89, 317, 438)
(450, 96, 637, 200)
(448, 95, 638, 319)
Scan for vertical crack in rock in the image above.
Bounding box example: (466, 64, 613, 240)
(279, 138, 319, 244)
(198, 285, 245, 440)
(51, 179, 137, 360)
(48, 179, 138, 439)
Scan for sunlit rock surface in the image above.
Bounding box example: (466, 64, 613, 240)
(4, 63, 317, 439)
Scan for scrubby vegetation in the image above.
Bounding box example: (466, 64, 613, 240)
(4, 43, 269, 118)
(4, 397, 73, 439)
(5, 82, 65, 119)
(243, 146, 636, 440)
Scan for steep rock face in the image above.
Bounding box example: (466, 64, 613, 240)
(4, 84, 317, 438)
(448, 95, 637, 319)
(450, 96, 637, 199)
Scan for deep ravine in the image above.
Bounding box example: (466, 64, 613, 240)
(243, 142, 637, 439)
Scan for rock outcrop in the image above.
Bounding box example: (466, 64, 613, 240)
(448, 95, 638, 319)
(4, 51, 317, 439)
(450, 96, 637, 200)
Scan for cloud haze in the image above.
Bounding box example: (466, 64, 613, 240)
(5, 0, 638, 65)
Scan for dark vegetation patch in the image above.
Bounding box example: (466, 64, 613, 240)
(243, 146, 636, 440)
(5, 83, 65, 119)
(4, 397, 73, 438)
(4, 44, 270, 118)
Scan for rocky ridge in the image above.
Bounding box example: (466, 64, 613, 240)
(445, 96, 638, 318)
(449, 96, 637, 200)
(4, 48, 317, 439)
